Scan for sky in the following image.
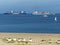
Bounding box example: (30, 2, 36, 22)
(0, 0, 60, 13)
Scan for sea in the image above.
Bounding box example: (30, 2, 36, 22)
(0, 14, 60, 33)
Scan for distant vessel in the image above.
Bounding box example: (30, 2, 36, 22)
(32, 11, 55, 15)
(43, 15, 48, 17)
(4, 11, 27, 15)
(54, 17, 57, 21)
(32, 11, 42, 15)
(4, 10, 56, 15)
(20, 11, 27, 14)
(11, 11, 19, 14)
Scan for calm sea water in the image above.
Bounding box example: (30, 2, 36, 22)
(0, 14, 60, 33)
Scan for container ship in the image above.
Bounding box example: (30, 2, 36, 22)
(4, 11, 27, 15)
(32, 11, 55, 15)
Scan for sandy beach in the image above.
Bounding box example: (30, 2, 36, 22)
(0, 33, 60, 45)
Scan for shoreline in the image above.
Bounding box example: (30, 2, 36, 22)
(0, 33, 60, 45)
(0, 32, 60, 34)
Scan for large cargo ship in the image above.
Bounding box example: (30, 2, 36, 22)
(4, 11, 27, 15)
(32, 11, 55, 15)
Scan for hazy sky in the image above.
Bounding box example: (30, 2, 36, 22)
(0, 0, 60, 13)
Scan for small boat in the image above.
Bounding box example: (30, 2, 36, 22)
(43, 15, 48, 17)
(54, 17, 57, 21)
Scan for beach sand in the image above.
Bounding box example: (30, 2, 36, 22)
(0, 33, 60, 45)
